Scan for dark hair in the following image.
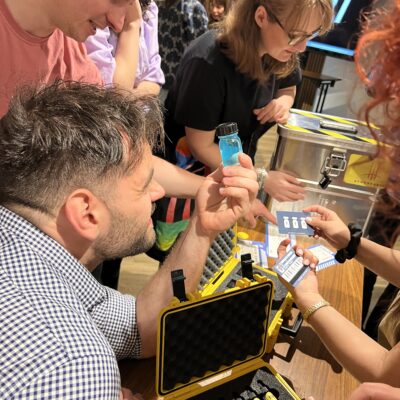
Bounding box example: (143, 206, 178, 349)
(0, 81, 164, 214)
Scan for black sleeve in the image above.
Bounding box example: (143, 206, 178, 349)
(173, 58, 225, 131)
(277, 67, 302, 89)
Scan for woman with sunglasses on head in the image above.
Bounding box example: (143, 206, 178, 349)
(149, 0, 332, 260)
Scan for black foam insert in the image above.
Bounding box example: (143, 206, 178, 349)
(159, 284, 272, 392)
(188, 366, 295, 400)
(211, 264, 288, 323)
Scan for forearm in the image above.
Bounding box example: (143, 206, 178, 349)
(136, 214, 214, 357)
(355, 239, 400, 286)
(113, 24, 141, 90)
(153, 156, 204, 198)
(275, 86, 296, 108)
(298, 294, 392, 383)
(134, 81, 161, 96)
(190, 142, 221, 171)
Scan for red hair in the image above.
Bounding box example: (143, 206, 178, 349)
(355, 0, 400, 205)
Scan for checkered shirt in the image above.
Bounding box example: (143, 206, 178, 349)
(0, 206, 141, 399)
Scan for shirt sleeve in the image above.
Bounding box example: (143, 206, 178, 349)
(84, 28, 116, 86)
(90, 288, 141, 359)
(136, 2, 165, 86)
(277, 67, 302, 89)
(172, 57, 225, 131)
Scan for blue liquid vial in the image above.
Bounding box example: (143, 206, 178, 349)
(216, 122, 243, 166)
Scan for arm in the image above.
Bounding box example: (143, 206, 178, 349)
(253, 85, 296, 125)
(135, 80, 161, 96)
(136, 154, 258, 357)
(185, 127, 221, 171)
(275, 240, 400, 385)
(304, 205, 400, 287)
(133, 2, 164, 96)
(113, 0, 142, 90)
(349, 383, 400, 400)
(152, 156, 205, 198)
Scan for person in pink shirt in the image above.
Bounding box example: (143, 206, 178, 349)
(0, 0, 133, 117)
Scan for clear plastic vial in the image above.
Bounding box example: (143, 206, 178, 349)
(216, 122, 243, 166)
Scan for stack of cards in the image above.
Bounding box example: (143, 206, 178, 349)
(273, 244, 337, 287)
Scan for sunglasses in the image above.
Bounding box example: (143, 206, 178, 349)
(266, 7, 322, 46)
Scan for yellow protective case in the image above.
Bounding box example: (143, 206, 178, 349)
(199, 227, 298, 353)
(156, 279, 300, 400)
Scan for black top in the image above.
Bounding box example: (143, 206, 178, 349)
(163, 30, 301, 161)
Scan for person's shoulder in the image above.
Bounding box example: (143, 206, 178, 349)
(184, 30, 220, 61)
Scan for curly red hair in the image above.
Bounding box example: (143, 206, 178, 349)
(355, 0, 400, 204)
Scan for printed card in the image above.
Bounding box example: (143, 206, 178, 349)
(273, 248, 310, 287)
(307, 244, 337, 271)
(265, 222, 296, 258)
(237, 240, 268, 268)
(276, 211, 314, 236)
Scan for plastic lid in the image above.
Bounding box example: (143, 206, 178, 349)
(216, 122, 238, 136)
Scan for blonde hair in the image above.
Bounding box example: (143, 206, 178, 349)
(217, 0, 333, 82)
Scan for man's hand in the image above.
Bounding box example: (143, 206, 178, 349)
(123, 0, 142, 31)
(264, 171, 305, 202)
(196, 153, 258, 234)
(303, 205, 350, 250)
(253, 98, 291, 124)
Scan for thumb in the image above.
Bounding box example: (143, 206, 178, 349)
(305, 216, 326, 230)
(277, 238, 291, 259)
(238, 152, 254, 169)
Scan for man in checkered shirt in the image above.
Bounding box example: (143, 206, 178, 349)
(0, 82, 258, 399)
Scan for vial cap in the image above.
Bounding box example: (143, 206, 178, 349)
(216, 122, 238, 137)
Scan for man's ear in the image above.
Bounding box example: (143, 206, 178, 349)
(255, 5, 267, 28)
(63, 189, 107, 242)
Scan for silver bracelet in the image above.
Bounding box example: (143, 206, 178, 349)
(256, 167, 268, 199)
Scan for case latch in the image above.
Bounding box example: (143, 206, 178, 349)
(319, 148, 347, 189)
(171, 269, 187, 302)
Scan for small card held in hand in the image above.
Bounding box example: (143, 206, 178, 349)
(276, 211, 314, 236)
(273, 248, 310, 287)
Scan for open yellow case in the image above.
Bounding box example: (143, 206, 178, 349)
(156, 277, 300, 399)
(199, 228, 301, 353)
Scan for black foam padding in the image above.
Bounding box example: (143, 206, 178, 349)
(160, 285, 271, 392)
(199, 228, 235, 290)
(188, 366, 295, 399)
(211, 264, 288, 323)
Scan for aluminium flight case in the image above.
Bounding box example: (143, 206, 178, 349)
(268, 109, 390, 234)
(156, 277, 300, 400)
(198, 227, 300, 353)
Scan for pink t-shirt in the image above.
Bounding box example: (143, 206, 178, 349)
(0, 0, 102, 117)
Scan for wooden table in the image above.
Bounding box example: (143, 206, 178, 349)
(119, 220, 363, 399)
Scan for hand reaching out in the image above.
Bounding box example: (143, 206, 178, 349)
(264, 171, 305, 202)
(303, 205, 350, 250)
(253, 98, 291, 124)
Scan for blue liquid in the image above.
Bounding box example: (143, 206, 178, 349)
(219, 134, 243, 166)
